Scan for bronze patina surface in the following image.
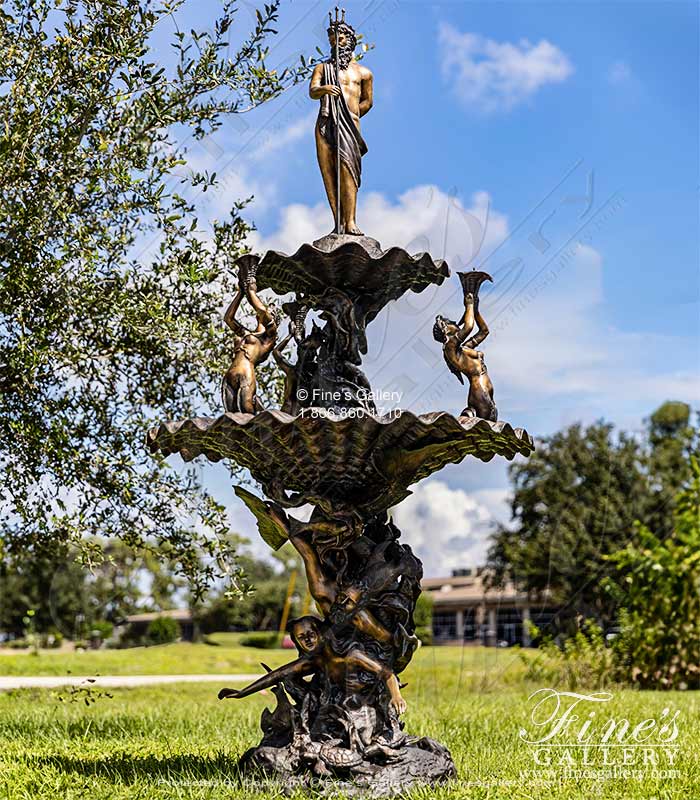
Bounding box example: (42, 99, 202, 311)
(221, 276, 278, 414)
(147, 410, 533, 514)
(233, 237, 449, 415)
(310, 9, 373, 235)
(147, 240, 532, 791)
(434, 270, 498, 421)
(235, 238, 448, 311)
(147, 11, 533, 794)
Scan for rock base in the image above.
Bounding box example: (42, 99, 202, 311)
(239, 735, 456, 797)
(312, 232, 383, 257)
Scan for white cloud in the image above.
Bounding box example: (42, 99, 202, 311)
(172, 113, 316, 222)
(486, 243, 700, 414)
(391, 480, 509, 577)
(488, 243, 608, 397)
(390, 238, 699, 429)
(174, 144, 272, 221)
(438, 23, 573, 113)
(249, 185, 509, 267)
(246, 112, 316, 163)
(217, 175, 698, 575)
(249, 183, 698, 432)
(248, 200, 327, 253)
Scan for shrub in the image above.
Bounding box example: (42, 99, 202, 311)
(413, 592, 433, 646)
(90, 621, 114, 641)
(522, 618, 617, 690)
(604, 458, 700, 689)
(239, 632, 280, 649)
(41, 630, 63, 649)
(146, 616, 179, 645)
(414, 593, 433, 630)
(415, 626, 433, 646)
(526, 460, 700, 691)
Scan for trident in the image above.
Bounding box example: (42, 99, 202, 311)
(330, 6, 345, 234)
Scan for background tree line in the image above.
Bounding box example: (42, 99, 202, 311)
(488, 400, 697, 628)
(0, 534, 306, 642)
(488, 400, 700, 689)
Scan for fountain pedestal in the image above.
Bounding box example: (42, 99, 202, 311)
(147, 238, 533, 795)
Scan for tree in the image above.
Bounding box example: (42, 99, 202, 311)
(487, 420, 647, 629)
(644, 401, 698, 537)
(0, 537, 187, 636)
(605, 458, 700, 689)
(413, 591, 433, 645)
(0, 549, 87, 636)
(488, 403, 699, 631)
(0, 1, 314, 596)
(200, 543, 307, 633)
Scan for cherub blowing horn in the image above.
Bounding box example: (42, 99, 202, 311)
(221, 266, 278, 414)
(433, 270, 497, 422)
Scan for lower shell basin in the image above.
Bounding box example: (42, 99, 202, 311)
(147, 410, 534, 515)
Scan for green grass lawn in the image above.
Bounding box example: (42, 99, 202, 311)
(0, 633, 294, 677)
(0, 634, 534, 679)
(1, 642, 698, 799)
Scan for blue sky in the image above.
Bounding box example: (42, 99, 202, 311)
(156, 1, 699, 576)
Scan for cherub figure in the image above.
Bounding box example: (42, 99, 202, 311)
(231, 490, 419, 668)
(221, 274, 278, 414)
(433, 270, 498, 422)
(288, 524, 403, 650)
(218, 616, 407, 714)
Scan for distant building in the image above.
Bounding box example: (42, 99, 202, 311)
(125, 609, 196, 641)
(421, 568, 561, 647)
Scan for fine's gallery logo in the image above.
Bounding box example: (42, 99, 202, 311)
(519, 688, 681, 782)
(296, 388, 403, 418)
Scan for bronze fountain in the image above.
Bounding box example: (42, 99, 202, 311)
(147, 9, 533, 796)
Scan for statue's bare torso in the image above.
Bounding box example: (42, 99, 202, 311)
(313, 60, 371, 126)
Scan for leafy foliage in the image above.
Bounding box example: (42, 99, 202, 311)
(0, 1, 314, 596)
(199, 544, 307, 633)
(487, 419, 646, 627)
(238, 631, 280, 648)
(525, 462, 700, 692)
(488, 403, 698, 629)
(0, 551, 85, 637)
(413, 591, 433, 646)
(145, 615, 179, 645)
(645, 401, 696, 536)
(522, 618, 617, 691)
(605, 458, 700, 689)
(0, 538, 185, 636)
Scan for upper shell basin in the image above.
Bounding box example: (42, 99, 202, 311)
(236, 234, 449, 318)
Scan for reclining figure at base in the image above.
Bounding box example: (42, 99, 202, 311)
(219, 615, 406, 715)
